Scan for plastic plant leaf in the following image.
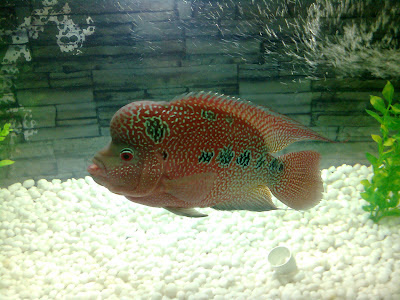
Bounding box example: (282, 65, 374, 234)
(370, 96, 386, 114)
(381, 209, 400, 217)
(0, 123, 12, 138)
(371, 134, 382, 144)
(386, 116, 400, 131)
(366, 109, 383, 124)
(392, 104, 400, 114)
(380, 124, 389, 135)
(382, 81, 394, 103)
(391, 178, 400, 187)
(362, 205, 373, 212)
(381, 150, 394, 162)
(388, 194, 399, 207)
(383, 148, 394, 155)
(383, 138, 395, 147)
(0, 159, 14, 167)
(360, 179, 370, 187)
(365, 152, 378, 165)
(363, 81, 400, 223)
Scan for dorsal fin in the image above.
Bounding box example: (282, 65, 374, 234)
(170, 92, 333, 153)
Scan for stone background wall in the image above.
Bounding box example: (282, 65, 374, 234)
(1, 0, 399, 187)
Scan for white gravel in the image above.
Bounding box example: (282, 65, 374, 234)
(1, 164, 400, 300)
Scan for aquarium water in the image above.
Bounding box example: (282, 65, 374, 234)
(1, 0, 399, 299)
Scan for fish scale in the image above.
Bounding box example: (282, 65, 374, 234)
(88, 92, 333, 217)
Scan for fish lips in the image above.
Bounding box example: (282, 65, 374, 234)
(87, 158, 131, 195)
(87, 157, 106, 178)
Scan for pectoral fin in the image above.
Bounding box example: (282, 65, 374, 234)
(164, 207, 208, 218)
(212, 186, 278, 212)
(163, 172, 216, 203)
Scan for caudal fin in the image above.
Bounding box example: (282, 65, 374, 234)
(267, 151, 323, 210)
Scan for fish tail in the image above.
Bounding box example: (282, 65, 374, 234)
(267, 151, 323, 210)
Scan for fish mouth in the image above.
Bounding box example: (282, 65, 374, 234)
(92, 157, 105, 170)
(87, 157, 107, 178)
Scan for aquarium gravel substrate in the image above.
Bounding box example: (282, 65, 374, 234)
(1, 164, 399, 300)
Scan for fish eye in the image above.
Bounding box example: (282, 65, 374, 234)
(120, 148, 134, 161)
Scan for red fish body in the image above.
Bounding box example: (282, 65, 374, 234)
(87, 92, 332, 217)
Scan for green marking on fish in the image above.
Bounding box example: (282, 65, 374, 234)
(144, 116, 169, 144)
(201, 109, 217, 122)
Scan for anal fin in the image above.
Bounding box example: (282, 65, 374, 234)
(164, 207, 208, 218)
(212, 186, 278, 212)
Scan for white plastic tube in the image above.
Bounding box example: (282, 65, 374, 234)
(267, 246, 298, 275)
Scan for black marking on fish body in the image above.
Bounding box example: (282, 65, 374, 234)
(162, 150, 168, 160)
(269, 158, 284, 174)
(144, 116, 169, 144)
(198, 150, 214, 163)
(255, 155, 266, 169)
(236, 150, 251, 168)
(201, 110, 217, 122)
(216, 146, 235, 167)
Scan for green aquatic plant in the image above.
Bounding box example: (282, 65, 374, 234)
(361, 81, 400, 223)
(0, 123, 14, 167)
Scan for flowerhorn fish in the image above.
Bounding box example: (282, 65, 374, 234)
(87, 92, 333, 218)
